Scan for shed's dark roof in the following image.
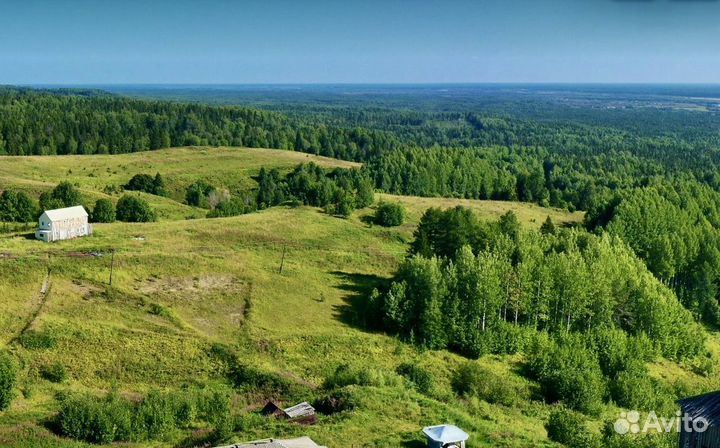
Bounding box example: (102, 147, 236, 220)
(678, 391, 720, 426)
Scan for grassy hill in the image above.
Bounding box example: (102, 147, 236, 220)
(0, 147, 643, 448)
(0, 147, 359, 220)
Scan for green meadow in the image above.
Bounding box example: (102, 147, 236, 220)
(3, 146, 709, 448)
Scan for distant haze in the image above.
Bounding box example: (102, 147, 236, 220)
(1, 0, 719, 84)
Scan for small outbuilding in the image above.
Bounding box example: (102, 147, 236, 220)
(35, 205, 92, 242)
(422, 424, 469, 448)
(260, 401, 317, 425)
(678, 391, 720, 448)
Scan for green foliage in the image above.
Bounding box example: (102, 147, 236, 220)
(55, 388, 233, 444)
(91, 198, 115, 223)
(40, 363, 68, 383)
(185, 180, 216, 207)
(0, 351, 17, 411)
(545, 408, 600, 448)
(124, 173, 166, 196)
(396, 363, 433, 394)
(383, 207, 704, 361)
(313, 388, 358, 415)
(18, 328, 57, 350)
(257, 163, 374, 216)
(115, 194, 156, 222)
(0, 190, 36, 222)
(39, 181, 81, 211)
(452, 362, 530, 407)
(526, 335, 605, 416)
(323, 364, 402, 389)
(375, 201, 406, 226)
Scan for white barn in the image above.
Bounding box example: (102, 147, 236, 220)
(35, 206, 92, 242)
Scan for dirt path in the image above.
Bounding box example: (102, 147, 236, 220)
(10, 267, 52, 344)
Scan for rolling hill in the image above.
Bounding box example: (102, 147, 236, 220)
(0, 147, 615, 448)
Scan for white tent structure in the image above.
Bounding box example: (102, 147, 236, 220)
(35, 206, 92, 242)
(422, 424, 469, 448)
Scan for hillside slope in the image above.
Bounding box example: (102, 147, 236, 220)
(0, 148, 590, 447)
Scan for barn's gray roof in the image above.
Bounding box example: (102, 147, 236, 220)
(679, 391, 720, 426)
(42, 206, 88, 222)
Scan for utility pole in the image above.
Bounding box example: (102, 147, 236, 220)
(109, 249, 115, 287)
(278, 245, 286, 274)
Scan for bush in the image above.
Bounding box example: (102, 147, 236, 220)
(451, 362, 529, 407)
(186, 180, 215, 207)
(313, 388, 358, 415)
(55, 388, 230, 443)
(323, 364, 402, 389)
(375, 202, 406, 226)
(0, 352, 17, 411)
(526, 335, 605, 416)
(40, 363, 68, 383)
(116, 194, 156, 222)
(125, 173, 166, 196)
(546, 408, 600, 448)
(396, 363, 433, 394)
(18, 329, 57, 350)
(228, 364, 295, 397)
(91, 198, 116, 223)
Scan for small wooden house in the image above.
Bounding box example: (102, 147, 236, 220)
(35, 206, 92, 242)
(678, 391, 720, 448)
(422, 424, 469, 448)
(261, 401, 317, 425)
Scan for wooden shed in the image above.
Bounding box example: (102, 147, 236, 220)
(679, 392, 720, 448)
(260, 401, 317, 425)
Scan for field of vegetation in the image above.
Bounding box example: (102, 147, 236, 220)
(0, 146, 593, 447)
(3, 85, 720, 448)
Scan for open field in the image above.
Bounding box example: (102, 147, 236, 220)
(0, 147, 701, 448)
(0, 146, 359, 220)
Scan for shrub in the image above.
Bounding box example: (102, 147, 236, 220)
(116, 194, 156, 222)
(526, 335, 605, 416)
(134, 391, 177, 440)
(0, 352, 17, 411)
(396, 363, 433, 394)
(186, 180, 215, 207)
(40, 363, 68, 383)
(18, 329, 57, 350)
(313, 388, 358, 415)
(91, 198, 115, 223)
(124, 173, 166, 196)
(451, 362, 529, 407)
(546, 408, 600, 448)
(323, 364, 402, 389)
(228, 364, 295, 397)
(375, 202, 406, 226)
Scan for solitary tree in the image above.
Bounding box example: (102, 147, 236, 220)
(116, 195, 156, 222)
(92, 198, 116, 223)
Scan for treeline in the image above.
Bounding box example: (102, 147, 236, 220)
(0, 87, 396, 160)
(373, 207, 703, 361)
(256, 163, 374, 216)
(367, 207, 705, 417)
(587, 178, 720, 327)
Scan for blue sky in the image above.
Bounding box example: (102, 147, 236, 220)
(1, 0, 719, 84)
